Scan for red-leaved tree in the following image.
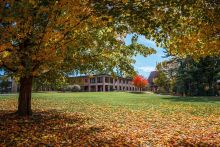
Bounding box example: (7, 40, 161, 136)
(132, 75, 148, 91)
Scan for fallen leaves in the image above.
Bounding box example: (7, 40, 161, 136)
(0, 93, 220, 146)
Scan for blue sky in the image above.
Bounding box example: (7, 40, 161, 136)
(0, 70, 3, 75)
(125, 34, 167, 78)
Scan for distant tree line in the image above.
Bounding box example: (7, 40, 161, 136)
(154, 56, 220, 96)
(0, 69, 12, 93)
(0, 79, 11, 93)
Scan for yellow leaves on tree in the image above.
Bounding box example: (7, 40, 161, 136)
(167, 22, 220, 58)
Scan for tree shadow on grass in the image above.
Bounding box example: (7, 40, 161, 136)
(0, 110, 130, 146)
(128, 91, 146, 94)
(168, 138, 219, 146)
(162, 96, 220, 103)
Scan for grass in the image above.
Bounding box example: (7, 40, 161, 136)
(0, 92, 220, 146)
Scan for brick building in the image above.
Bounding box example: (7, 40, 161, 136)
(68, 74, 139, 92)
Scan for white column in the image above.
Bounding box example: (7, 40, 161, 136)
(113, 78, 115, 90)
(95, 77, 98, 92)
(88, 77, 90, 92)
(103, 76, 105, 92)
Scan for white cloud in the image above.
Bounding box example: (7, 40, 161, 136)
(138, 66, 155, 73)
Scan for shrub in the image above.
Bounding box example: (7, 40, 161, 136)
(64, 85, 81, 92)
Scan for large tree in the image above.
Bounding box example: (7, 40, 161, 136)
(0, 0, 219, 116)
(155, 56, 220, 96)
(0, 0, 155, 116)
(174, 57, 220, 96)
(132, 75, 148, 91)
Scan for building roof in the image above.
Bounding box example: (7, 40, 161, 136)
(68, 74, 132, 79)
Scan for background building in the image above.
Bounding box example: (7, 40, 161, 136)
(68, 74, 139, 92)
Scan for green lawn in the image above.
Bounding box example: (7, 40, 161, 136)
(0, 92, 220, 146)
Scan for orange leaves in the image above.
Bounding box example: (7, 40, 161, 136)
(167, 12, 220, 58)
(0, 0, 99, 76)
(1, 92, 220, 146)
(132, 75, 148, 89)
(0, 43, 13, 53)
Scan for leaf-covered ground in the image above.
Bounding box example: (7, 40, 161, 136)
(0, 92, 220, 146)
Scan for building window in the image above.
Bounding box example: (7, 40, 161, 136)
(105, 77, 109, 83)
(97, 77, 103, 83)
(90, 78, 96, 83)
(85, 78, 88, 83)
(110, 78, 113, 83)
(110, 86, 113, 91)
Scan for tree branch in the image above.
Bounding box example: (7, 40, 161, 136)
(0, 48, 13, 54)
(57, 13, 93, 45)
(36, 1, 58, 51)
(0, 61, 17, 72)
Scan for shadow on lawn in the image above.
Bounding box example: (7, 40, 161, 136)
(128, 91, 146, 94)
(0, 110, 129, 146)
(162, 96, 220, 103)
(168, 138, 218, 146)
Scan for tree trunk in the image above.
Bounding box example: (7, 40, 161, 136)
(17, 76, 33, 116)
